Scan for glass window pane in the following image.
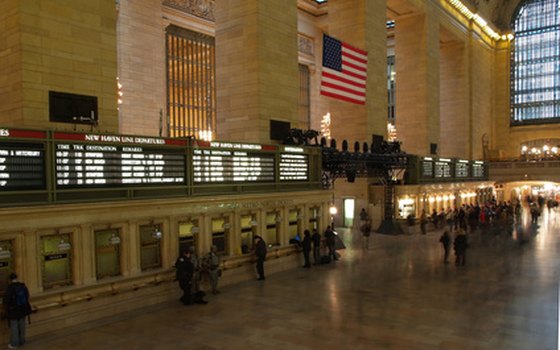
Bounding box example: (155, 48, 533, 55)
(511, 0, 560, 125)
(95, 229, 121, 279)
(41, 234, 72, 289)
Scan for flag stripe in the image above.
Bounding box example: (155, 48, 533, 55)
(322, 69, 366, 89)
(342, 42, 367, 57)
(320, 90, 366, 105)
(321, 81, 365, 96)
(342, 48, 368, 64)
(321, 34, 368, 105)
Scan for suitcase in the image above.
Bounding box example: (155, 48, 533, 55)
(320, 255, 331, 264)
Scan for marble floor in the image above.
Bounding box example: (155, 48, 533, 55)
(25, 209, 559, 350)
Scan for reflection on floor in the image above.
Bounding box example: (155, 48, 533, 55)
(25, 208, 559, 350)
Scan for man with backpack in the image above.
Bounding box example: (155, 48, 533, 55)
(3, 273, 32, 349)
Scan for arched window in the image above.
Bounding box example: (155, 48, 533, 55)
(511, 0, 560, 125)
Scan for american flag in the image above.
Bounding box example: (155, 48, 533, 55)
(320, 34, 368, 105)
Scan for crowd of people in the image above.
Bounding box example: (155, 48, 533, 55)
(173, 197, 556, 305)
(174, 245, 222, 306)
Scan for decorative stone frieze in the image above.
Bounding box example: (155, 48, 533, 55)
(298, 34, 314, 57)
(162, 0, 215, 21)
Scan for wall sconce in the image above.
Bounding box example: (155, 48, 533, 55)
(329, 205, 337, 216)
(58, 238, 71, 251)
(109, 233, 121, 245)
(191, 226, 200, 234)
(0, 247, 11, 259)
(222, 222, 231, 229)
(275, 215, 282, 223)
(250, 220, 258, 227)
(152, 225, 162, 239)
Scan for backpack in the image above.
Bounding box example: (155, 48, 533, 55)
(7, 282, 32, 321)
(13, 283, 29, 307)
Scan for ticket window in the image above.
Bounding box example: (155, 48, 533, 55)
(211, 218, 227, 255)
(264, 212, 279, 247)
(240, 215, 255, 254)
(0, 240, 14, 302)
(308, 207, 319, 231)
(95, 229, 121, 280)
(288, 209, 300, 238)
(41, 234, 73, 290)
(179, 221, 198, 256)
(139, 224, 162, 271)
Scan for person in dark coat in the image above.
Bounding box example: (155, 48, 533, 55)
(301, 230, 312, 268)
(324, 225, 337, 261)
(175, 249, 194, 305)
(453, 230, 468, 266)
(254, 236, 267, 280)
(311, 229, 321, 265)
(3, 273, 32, 349)
(439, 231, 451, 264)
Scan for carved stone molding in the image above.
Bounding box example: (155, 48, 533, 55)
(162, 0, 215, 21)
(298, 34, 314, 57)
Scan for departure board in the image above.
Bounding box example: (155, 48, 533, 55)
(472, 162, 485, 178)
(434, 161, 451, 178)
(193, 141, 275, 183)
(455, 162, 469, 178)
(54, 132, 186, 187)
(0, 129, 46, 190)
(279, 147, 308, 181)
(422, 160, 433, 177)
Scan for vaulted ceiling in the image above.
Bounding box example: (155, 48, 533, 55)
(384, 0, 526, 31)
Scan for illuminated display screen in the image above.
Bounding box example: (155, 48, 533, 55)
(279, 153, 308, 181)
(455, 162, 469, 177)
(434, 161, 451, 178)
(422, 161, 433, 177)
(0, 142, 45, 190)
(193, 149, 275, 183)
(0, 129, 47, 190)
(54, 133, 186, 187)
(472, 163, 484, 177)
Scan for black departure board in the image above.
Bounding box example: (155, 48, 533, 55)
(472, 162, 485, 178)
(0, 129, 46, 190)
(54, 132, 186, 187)
(422, 160, 433, 177)
(434, 161, 451, 178)
(193, 141, 275, 183)
(279, 147, 309, 181)
(455, 162, 469, 178)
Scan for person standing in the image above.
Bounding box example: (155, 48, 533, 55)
(189, 246, 201, 295)
(175, 249, 194, 305)
(439, 231, 451, 264)
(254, 236, 267, 280)
(311, 229, 321, 265)
(3, 273, 32, 349)
(359, 208, 369, 228)
(453, 230, 468, 266)
(204, 245, 221, 294)
(301, 230, 312, 268)
(324, 225, 337, 261)
(420, 209, 427, 235)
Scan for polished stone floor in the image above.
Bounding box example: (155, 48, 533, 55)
(25, 208, 559, 350)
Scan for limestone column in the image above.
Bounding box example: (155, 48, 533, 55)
(325, 0, 388, 145)
(395, 8, 440, 156)
(215, 0, 298, 143)
(0, 0, 118, 131)
(440, 40, 468, 158)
